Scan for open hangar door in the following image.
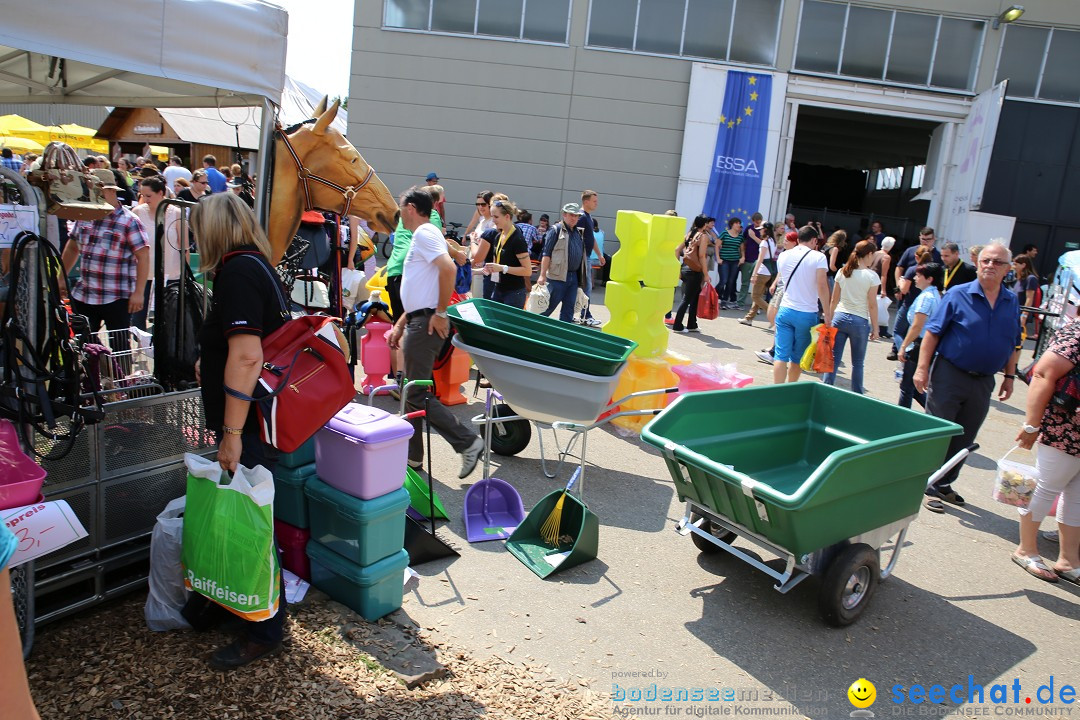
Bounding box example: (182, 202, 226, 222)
(786, 105, 936, 244)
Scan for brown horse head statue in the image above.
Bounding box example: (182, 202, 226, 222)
(268, 98, 399, 264)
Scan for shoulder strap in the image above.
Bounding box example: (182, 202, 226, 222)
(235, 252, 290, 317)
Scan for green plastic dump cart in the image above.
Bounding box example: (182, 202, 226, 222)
(447, 298, 635, 376)
(641, 383, 966, 626)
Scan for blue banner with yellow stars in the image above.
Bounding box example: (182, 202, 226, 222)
(702, 71, 771, 227)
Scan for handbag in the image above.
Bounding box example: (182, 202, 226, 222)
(993, 445, 1038, 508)
(683, 233, 703, 272)
(697, 282, 719, 320)
(225, 255, 356, 453)
(1019, 356, 1080, 414)
(180, 454, 280, 621)
(813, 325, 838, 374)
(527, 283, 550, 313)
(26, 142, 113, 221)
(800, 324, 824, 372)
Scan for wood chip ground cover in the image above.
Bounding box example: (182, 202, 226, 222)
(26, 594, 610, 719)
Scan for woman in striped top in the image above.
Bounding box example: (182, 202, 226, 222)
(715, 217, 744, 310)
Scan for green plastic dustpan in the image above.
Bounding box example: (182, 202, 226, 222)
(506, 483, 599, 579)
(404, 467, 448, 520)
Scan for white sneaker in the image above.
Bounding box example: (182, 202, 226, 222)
(459, 436, 485, 478)
(755, 350, 774, 364)
(584, 317, 602, 327)
(1041, 530, 1059, 543)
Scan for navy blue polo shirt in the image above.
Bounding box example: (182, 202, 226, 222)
(576, 212, 596, 256)
(925, 280, 1021, 376)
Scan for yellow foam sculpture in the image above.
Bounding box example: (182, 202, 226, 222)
(603, 210, 684, 358)
(602, 211, 689, 432)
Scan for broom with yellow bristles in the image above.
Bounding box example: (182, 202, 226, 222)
(540, 468, 582, 546)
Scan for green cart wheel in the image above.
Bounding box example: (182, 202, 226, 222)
(819, 543, 880, 627)
(689, 512, 736, 554)
(490, 403, 532, 456)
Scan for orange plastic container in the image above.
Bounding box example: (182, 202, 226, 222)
(433, 346, 471, 406)
(610, 355, 679, 433)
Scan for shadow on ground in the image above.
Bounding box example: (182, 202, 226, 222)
(681, 550, 1036, 720)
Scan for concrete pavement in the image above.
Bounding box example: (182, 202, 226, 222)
(380, 296, 1076, 720)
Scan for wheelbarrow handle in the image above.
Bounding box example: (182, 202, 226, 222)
(367, 383, 398, 405)
(398, 379, 434, 414)
(925, 443, 979, 489)
(404, 410, 426, 420)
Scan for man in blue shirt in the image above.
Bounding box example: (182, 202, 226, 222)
(1, 148, 22, 172)
(539, 204, 587, 323)
(201, 154, 227, 194)
(576, 190, 605, 326)
(914, 243, 1021, 513)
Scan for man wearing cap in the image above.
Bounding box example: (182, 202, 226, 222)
(538, 203, 588, 323)
(60, 169, 150, 332)
(425, 172, 446, 220)
(227, 177, 254, 208)
(387, 186, 484, 478)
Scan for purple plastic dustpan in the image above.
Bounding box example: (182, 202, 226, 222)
(463, 477, 525, 543)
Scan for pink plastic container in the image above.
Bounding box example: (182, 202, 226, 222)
(274, 519, 311, 581)
(0, 420, 47, 511)
(360, 321, 392, 394)
(315, 403, 414, 499)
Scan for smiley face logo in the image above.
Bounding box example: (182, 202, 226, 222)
(848, 678, 876, 708)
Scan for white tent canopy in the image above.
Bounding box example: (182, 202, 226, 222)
(0, 0, 287, 108)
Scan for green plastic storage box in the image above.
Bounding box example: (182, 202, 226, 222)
(273, 462, 316, 529)
(447, 298, 636, 376)
(278, 437, 316, 470)
(307, 542, 409, 621)
(641, 383, 963, 558)
(304, 477, 409, 566)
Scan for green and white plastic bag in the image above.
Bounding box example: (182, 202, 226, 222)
(180, 453, 280, 621)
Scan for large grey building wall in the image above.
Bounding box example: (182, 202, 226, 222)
(349, 0, 691, 237)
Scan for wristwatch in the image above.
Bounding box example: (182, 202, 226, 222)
(434, 310, 448, 319)
(1023, 424, 1040, 434)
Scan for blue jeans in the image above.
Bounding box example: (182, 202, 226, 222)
(716, 261, 738, 303)
(773, 307, 818, 363)
(482, 275, 495, 301)
(822, 312, 870, 394)
(492, 286, 527, 309)
(891, 303, 911, 352)
(541, 271, 579, 323)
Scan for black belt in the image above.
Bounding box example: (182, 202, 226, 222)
(406, 308, 436, 322)
(941, 356, 990, 378)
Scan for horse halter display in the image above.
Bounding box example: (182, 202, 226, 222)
(276, 120, 375, 219)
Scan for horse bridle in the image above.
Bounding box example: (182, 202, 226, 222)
(276, 121, 375, 219)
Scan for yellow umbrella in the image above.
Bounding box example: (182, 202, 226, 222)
(0, 114, 49, 139)
(43, 124, 108, 154)
(149, 145, 170, 161)
(0, 136, 44, 154)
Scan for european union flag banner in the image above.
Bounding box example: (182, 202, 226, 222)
(702, 71, 772, 226)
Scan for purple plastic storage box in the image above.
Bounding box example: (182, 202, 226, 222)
(315, 403, 414, 499)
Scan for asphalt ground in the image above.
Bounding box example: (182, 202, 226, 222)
(375, 288, 1078, 720)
